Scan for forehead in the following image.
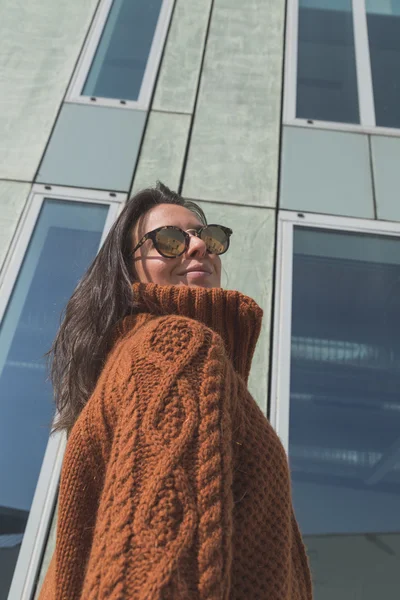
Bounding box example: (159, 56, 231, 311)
(138, 204, 203, 235)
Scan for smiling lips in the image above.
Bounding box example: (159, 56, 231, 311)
(178, 265, 212, 276)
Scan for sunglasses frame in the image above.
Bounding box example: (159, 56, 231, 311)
(130, 224, 233, 259)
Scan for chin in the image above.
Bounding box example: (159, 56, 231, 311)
(174, 272, 221, 289)
(172, 279, 218, 289)
(190, 281, 219, 289)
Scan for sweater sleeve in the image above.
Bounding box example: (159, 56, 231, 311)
(80, 316, 234, 600)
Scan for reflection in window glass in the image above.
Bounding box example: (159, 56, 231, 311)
(290, 227, 400, 599)
(0, 200, 108, 599)
(82, 0, 163, 101)
(366, 0, 400, 128)
(297, 0, 359, 123)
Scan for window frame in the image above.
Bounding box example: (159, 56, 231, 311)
(3, 184, 126, 600)
(270, 210, 400, 452)
(65, 0, 175, 110)
(283, 0, 400, 136)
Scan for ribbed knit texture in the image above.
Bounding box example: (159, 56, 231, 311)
(39, 283, 312, 600)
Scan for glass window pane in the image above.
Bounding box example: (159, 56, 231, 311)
(366, 0, 400, 128)
(289, 226, 400, 599)
(296, 0, 360, 124)
(0, 199, 108, 599)
(82, 0, 163, 101)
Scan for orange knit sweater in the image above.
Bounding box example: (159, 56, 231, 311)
(39, 283, 312, 600)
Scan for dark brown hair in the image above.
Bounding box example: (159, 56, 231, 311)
(48, 182, 206, 433)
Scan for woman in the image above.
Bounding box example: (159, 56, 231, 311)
(39, 183, 312, 600)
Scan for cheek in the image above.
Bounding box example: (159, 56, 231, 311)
(213, 256, 222, 281)
(151, 261, 176, 284)
(135, 254, 178, 285)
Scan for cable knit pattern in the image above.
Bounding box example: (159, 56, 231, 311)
(39, 283, 312, 600)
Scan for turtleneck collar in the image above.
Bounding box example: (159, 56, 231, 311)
(118, 283, 263, 382)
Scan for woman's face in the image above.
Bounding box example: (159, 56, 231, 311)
(131, 204, 222, 288)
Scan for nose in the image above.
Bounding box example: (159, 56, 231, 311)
(186, 232, 207, 258)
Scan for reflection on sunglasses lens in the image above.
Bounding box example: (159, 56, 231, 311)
(155, 226, 228, 257)
(203, 226, 228, 255)
(156, 228, 186, 257)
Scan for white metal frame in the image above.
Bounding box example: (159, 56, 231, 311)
(3, 184, 125, 600)
(352, 0, 375, 127)
(270, 210, 400, 453)
(283, 0, 400, 136)
(66, 0, 175, 110)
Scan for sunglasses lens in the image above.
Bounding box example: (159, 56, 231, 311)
(201, 225, 229, 255)
(155, 227, 186, 257)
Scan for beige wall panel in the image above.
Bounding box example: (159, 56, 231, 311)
(0, 180, 30, 273)
(198, 201, 275, 413)
(37, 104, 146, 192)
(371, 135, 400, 222)
(183, 0, 285, 207)
(0, 0, 99, 181)
(131, 111, 190, 195)
(153, 0, 212, 114)
(280, 127, 374, 218)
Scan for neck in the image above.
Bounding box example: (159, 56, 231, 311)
(121, 283, 263, 382)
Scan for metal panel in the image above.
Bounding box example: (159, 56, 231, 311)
(280, 126, 374, 218)
(131, 111, 190, 194)
(371, 135, 400, 222)
(0, 181, 30, 275)
(0, 0, 99, 181)
(36, 104, 146, 192)
(197, 201, 276, 414)
(183, 0, 285, 207)
(152, 0, 212, 114)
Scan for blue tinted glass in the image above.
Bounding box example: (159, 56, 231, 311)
(83, 0, 163, 101)
(0, 199, 108, 598)
(290, 226, 400, 597)
(367, 1, 400, 128)
(297, 0, 360, 123)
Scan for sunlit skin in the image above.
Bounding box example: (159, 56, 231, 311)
(131, 204, 222, 288)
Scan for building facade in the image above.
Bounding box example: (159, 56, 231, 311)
(0, 0, 399, 598)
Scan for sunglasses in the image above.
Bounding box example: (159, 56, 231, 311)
(130, 224, 233, 259)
